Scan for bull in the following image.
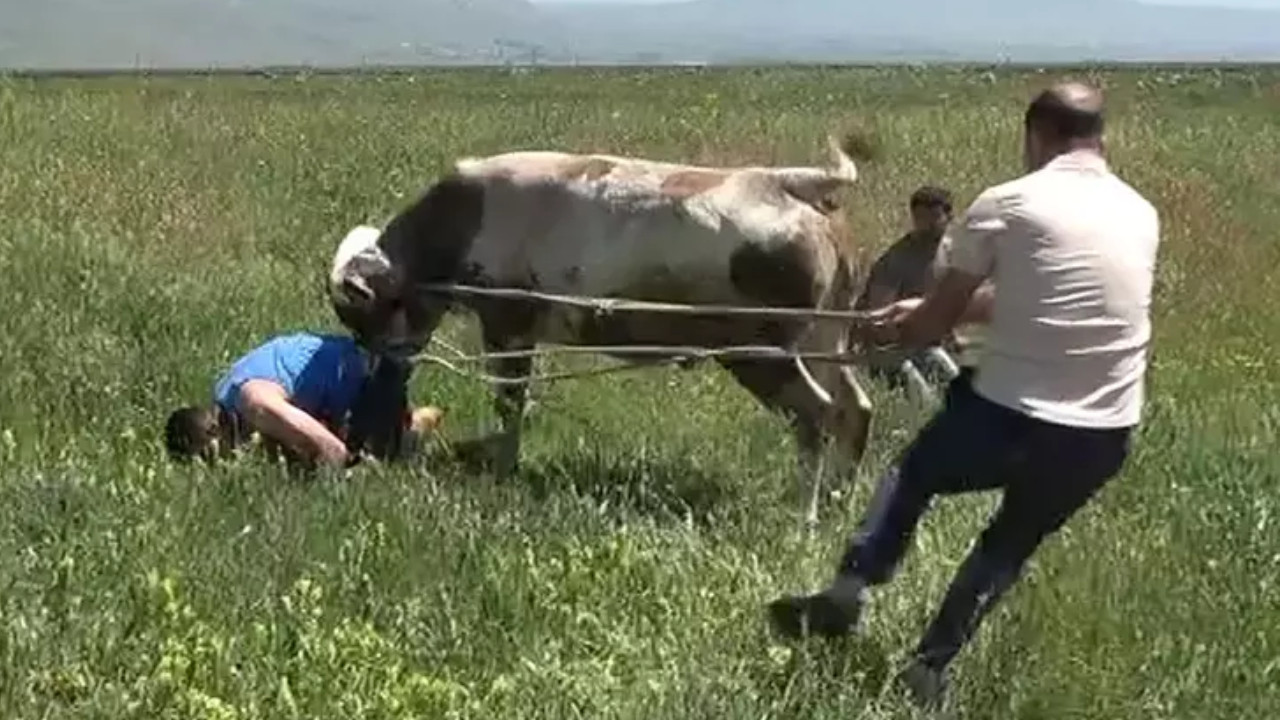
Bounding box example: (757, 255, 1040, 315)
(329, 135, 879, 527)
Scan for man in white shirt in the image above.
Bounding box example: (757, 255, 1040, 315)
(767, 81, 1161, 709)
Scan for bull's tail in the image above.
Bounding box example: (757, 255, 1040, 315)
(824, 134, 859, 185)
(774, 130, 878, 210)
(454, 156, 484, 176)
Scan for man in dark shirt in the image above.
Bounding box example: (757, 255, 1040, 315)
(855, 186, 963, 403)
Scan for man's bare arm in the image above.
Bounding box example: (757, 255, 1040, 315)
(879, 269, 988, 348)
(237, 379, 351, 466)
(959, 281, 995, 325)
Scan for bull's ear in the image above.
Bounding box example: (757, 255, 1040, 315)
(341, 276, 375, 304)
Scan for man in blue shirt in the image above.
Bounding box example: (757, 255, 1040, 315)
(163, 331, 442, 468)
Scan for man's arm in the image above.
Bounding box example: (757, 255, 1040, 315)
(864, 190, 1004, 348)
(237, 379, 352, 466)
(959, 281, 995, 325)
(892, 269, 988, 347)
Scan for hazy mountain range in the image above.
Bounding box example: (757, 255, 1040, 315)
(3, 0, 1280, 70)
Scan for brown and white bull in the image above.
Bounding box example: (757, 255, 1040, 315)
(328, 136, 877, 526)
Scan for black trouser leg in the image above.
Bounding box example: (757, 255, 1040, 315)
(837, 370, 1020, 586)
(346, 355, 413, 461)
(912, 421, 1133, 671)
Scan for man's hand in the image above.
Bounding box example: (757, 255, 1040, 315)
(237, 379, 352, 467)
(865, 297, 923, 346)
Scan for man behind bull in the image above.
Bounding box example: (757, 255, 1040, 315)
(768, 81, 1161, 709)
(855, 185, 965, 403)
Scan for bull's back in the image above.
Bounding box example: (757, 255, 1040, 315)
(452, 151, 853, 349)
(463, 159, 775, 305)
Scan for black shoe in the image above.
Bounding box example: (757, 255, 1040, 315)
(766, 591, 861, 640)
(895, 660, 948, 711)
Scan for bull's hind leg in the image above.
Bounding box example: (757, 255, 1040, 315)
(724, 241, 873, 528)
(792, 359, 874, 527)
(778, 323, 874, 508)
(477, 304, 539, 480)
(478, 333, 532, 479)
(720, 357, 837, 533)
(811, 360, 874, 481)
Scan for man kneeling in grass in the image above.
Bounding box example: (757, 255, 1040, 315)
(854, 184, 965, 406)
(163, 330, 444, 469)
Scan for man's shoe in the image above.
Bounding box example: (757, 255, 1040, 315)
(895, 660, 948, 711)
(766, 591, 861, 640)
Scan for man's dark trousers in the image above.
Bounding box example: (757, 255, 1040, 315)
(839, 368, 1133, 670)
(346, 355, 413, 462)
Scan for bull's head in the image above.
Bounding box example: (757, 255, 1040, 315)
(328, 225, 421, 358)
(331, 174, 487, 358)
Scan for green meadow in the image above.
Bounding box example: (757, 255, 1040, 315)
(0, 65, 1277, 718)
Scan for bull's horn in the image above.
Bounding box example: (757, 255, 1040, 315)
(341, 276, 375, 303)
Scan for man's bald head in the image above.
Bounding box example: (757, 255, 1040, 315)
(1022, 81, 1106, 170)
(1024, 81, 1105, 142)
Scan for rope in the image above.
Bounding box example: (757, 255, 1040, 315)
(418, 282, 882, 325)
(411, 342, 877, 365)
(410, 341, 882, 387)
(405, 282, 893, 387)
(415, 351, 682, 387)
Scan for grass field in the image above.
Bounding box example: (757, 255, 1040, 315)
(1, 65, 1278, 719)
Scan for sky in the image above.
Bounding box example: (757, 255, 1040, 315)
(530, 0, 1280, 5)
(1145, 0, 1280, 6)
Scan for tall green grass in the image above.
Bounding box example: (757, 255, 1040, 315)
(0, 66, 1277, 718)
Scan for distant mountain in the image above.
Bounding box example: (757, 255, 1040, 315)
(2, 0, 1279, 70)
(0, 0, 571, 70)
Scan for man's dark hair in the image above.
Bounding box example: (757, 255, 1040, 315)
(164, 405, 217, 462)
(1025, 82, 1105, 141)
(909, 185, 953, 213)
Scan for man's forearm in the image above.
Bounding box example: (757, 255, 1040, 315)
(958, 282, 995, 325)
(248, 401, 350, 465)
(238, 381, 351, 466)
(899, 307, 953, 348)
(895, 271, 988, 348)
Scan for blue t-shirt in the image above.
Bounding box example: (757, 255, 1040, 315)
(213, 332, 370, 428)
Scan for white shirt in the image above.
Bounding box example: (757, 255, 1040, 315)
(931, 233, 986, 368)
(946, 150, 1161, 429)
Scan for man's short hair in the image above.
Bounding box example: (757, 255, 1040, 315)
(164, 405, 218, 462)
(910, 185, 953, 213)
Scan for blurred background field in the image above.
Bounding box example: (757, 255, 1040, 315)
(0, 65, 1277, 718)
